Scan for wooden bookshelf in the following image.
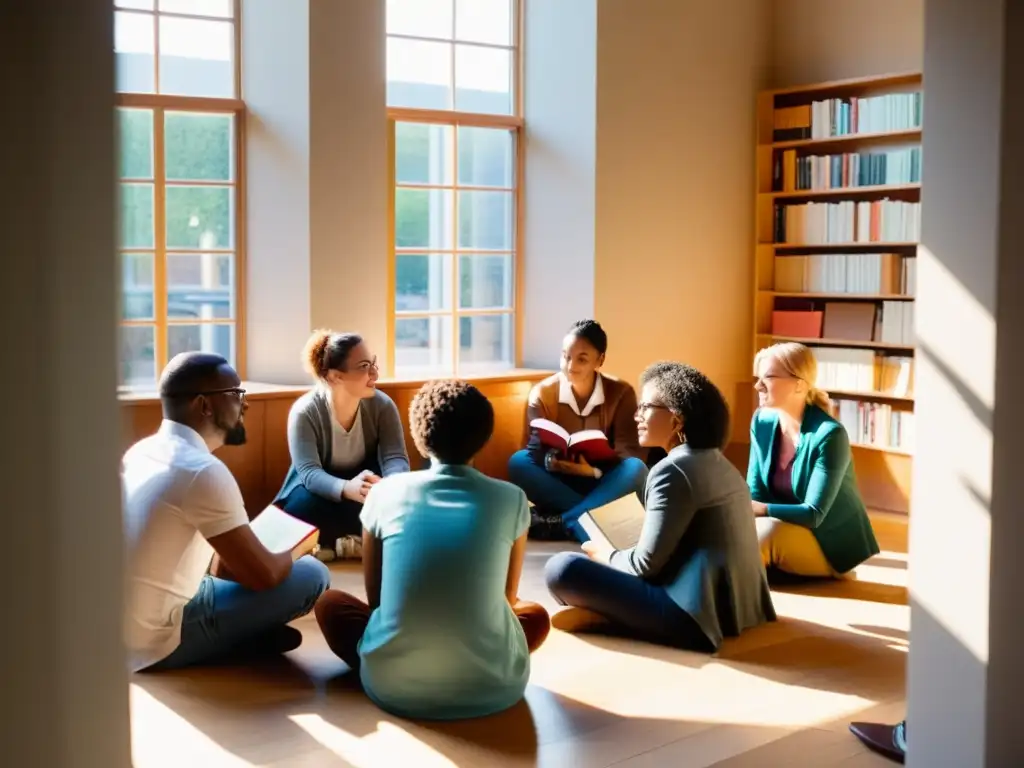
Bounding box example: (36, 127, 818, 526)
(750, 72, 922, 514)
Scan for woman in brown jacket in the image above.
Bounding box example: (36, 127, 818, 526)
(507, 319, 648, 541)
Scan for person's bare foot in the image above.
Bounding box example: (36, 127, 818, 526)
(551, 607, 611, 634)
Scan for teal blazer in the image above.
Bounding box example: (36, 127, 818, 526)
(747, 405, 879, 574)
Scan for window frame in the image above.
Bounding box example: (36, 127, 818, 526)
(385, 0, 524, 377)
(114, 1, 247, 386)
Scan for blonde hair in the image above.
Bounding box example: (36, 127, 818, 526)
(754, 342, 831, 411)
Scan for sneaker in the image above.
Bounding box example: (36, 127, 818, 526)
(315, 546, 337, 563)
(335, 535, 363, 560)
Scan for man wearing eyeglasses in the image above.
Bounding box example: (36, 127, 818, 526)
(122, 352, 331, 673)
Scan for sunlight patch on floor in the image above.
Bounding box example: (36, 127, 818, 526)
(131, 684, 254, 768)
(289, 715, 458, 768)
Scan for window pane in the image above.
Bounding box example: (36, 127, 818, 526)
(396, 123, 453, 186)
(387, 38, 452, 110)
(386, 0, 453, 39)
(396, 188, 454, 249)
(159, 16, 233, 97)
(120, 325, 157, 387)
(167, 253, 233, 319)
(116, 1, 155, 12)
(115, 11, 155, 94)
(459, 314, 513, 372)
(457, 126, 513, 188)
(121, 253, 155, 320)
(459, 254, 512, 309)
(455, 0, 512, 46)
(458, 190, 513, 250)
(118, 108, 154, 179)
(120, 183, 155, 248)
(396, 254, 452, 311)
(159, 0, 233, 18)
(166, 185, 233, 249)
(165, 112, 233, 182)
(168, 323, 234, 364)
(455, 44, 512, 115)
(395, 316, 453, 376)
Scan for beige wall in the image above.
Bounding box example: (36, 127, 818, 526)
(594, 0, 771, 426)
(772, 0, 924, 87)
(244, 0, 387, 383)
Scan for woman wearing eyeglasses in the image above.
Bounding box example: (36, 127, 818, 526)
(544, 362, 775, 652)
(274, 329, 410, 562)
(748, 342, 879, 578)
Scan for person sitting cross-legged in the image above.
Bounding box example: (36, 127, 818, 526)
(123, 352, 331, 673)
(314, 379, 551, 720)
(545, 362, 776, 652)
(507, 319, 649, 541)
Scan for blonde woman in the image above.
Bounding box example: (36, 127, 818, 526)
(747, 342, 879, 577)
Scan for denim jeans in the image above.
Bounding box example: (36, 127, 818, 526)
(278, 460, 383, 547)
(544, 552, 713, 652)
(506, 450, 648, 541)
(149, 556, 331, 670)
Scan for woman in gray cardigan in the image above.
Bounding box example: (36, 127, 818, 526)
(275, 330, 410, 561)
(544, 362, 776, 651)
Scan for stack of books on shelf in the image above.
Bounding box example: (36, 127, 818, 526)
(773, 92, 922, 141)
(773, 146, 922, 191)
(771, 300, 915, 346)
(774, 252, 916, 295)
(774, 199, 921, 244)
(830, 399, 915, 452)
(813, 347, 914, 397)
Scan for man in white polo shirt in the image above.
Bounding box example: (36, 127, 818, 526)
(123, 352, 331, 672)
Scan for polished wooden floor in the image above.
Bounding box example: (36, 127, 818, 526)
(131, 518, 909, 767)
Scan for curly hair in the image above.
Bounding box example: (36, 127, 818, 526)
(639, 362, 731, 450)
(409, 380, 495, 464)
(567, 319, 608, 355)
(302, 329, 363, 380)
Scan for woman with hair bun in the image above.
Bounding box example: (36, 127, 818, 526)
(274, 330, 409, 561)
(748, 342, 879, 578)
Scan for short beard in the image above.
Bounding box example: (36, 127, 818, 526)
(223, 423, 247, 446)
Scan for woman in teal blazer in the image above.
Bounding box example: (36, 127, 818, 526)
(747, 342, 879, 577)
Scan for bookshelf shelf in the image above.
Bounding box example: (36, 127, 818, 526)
(751, 72, 922, 514)
(766, 183, 920, 200)
(772, 128, 922, 151)
(767, 335, 914, 351)
(766, 291, 913, 301)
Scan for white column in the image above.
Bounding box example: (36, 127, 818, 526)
(909, 1, 1024, 765)
(1, 0, 131, 765)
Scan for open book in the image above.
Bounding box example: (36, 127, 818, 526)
(581, 493, 643, 552)
(577, 493, 646, 551)
(530, 418, 618, 463)
(249, 505, 320, 560)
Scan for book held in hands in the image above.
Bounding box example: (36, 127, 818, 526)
(250, 505, 320, 560)
(530, 418, 618, 463)
(577, 494, 646, 551)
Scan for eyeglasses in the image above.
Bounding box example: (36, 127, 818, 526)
(191, 387, 247, 401)
(635, 402, 670, 417)
(352, 358, 379, 374)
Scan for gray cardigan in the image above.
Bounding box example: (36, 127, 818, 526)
(275, 387, 410, 503)
(609, 444, 776, 649)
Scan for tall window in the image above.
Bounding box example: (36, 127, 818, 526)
(387, 0, 521, 377)
(114, 0, 244, 389)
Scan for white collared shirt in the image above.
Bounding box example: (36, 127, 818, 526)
(122, 420, 249, 671)
(558, 372, 605, 417)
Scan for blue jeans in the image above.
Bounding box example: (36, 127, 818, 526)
(544, 552, 713, 651)
(506, 450, 648, 541)
(150, 556, 331, 669)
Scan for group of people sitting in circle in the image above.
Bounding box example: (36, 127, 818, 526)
(123, 318, 880, 722)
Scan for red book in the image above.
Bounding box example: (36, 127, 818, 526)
(249, 505, 320, 559)
(530, 418, 618, 463)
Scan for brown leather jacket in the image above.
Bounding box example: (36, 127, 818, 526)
(523, 372, 647, 464)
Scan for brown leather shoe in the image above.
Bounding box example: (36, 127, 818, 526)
(849, 720, 906, 764)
